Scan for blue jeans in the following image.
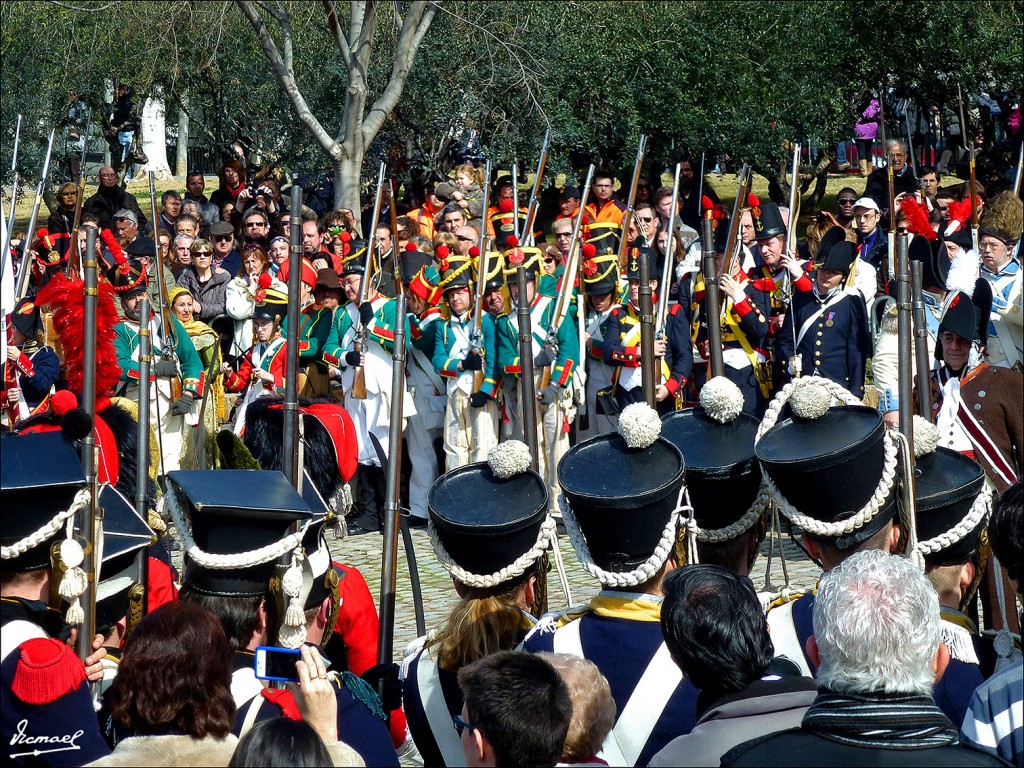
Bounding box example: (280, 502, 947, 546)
(836, 141, 850, 165)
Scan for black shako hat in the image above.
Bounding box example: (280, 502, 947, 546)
(936, 282, 993, 360)
(559, 403, 685, 576)
(755, 379, 899, 550)
(753, 202, 786, 241)
(399, 248, 433, 284)
(427, 440, 551, 586)
(586, 221, 622, 256)
(913, 444, 988, 567)
(661, 377, 762, 540)
(94, 485, 154, 633)
(167, 469, 312, 597)
(0, 431, 88, 572)
(624, 238, 655, 282)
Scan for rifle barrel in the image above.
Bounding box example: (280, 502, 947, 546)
(15, 131, 56, 300)
(638, 248, 655, 407)
(896, 234, 917, 545)
(75, 227, 99, 662)
(656, 163, 682, 336)
(282, 182, 302, 487)
(701, 219, 725, 379)
(910, 261, 931, 420)
(377, 291, 408, 666)
(516, 266, 540, 472)
(617, 135, 647, 269)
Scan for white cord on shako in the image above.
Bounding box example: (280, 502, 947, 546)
(754, 377, 902, 544)
(161, 488, 312, 648)
(1, 486, 93, 625)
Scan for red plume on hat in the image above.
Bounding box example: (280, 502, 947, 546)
(900, 195, 937, 241)
(943, 198, 974, 235)
(99, 228, 129, 271)
(338, 231, 352, 244)
(436, 244, 451, 273)
(498, 199, 514, 213)
(747, 193, 761, 217)
(34, 273, 122, 409)
(405, 242, 416, 252)
(468, 246, 480, 258)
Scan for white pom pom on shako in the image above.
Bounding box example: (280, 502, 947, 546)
(699, 376, 745, 424)
(617, 402, 662, 449)
(488, 440, 532, 479)
(789, 378, 831, 420)
(913, 415, 939, 458)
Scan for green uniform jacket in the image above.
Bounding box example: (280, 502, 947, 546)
(114, 315, 204, 395)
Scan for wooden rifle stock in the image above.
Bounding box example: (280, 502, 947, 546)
(719, 164, 749, 286)
(521, 129, 549, 245)
(617, 135, 648, 270)
(471, 161, 493, 394)
(351, 162, 388, 400)
(654, 163, 683, 387)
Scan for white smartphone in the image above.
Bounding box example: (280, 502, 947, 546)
(254, 645, 302, 683)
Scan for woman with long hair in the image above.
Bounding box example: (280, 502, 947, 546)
(402, 441, 556, 766)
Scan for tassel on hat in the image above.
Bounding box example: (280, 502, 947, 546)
(278, 547, 307, 649)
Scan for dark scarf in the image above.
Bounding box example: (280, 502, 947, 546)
(803, 689, 958, 750)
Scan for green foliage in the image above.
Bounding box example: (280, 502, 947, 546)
(2, 0, 1020, 187)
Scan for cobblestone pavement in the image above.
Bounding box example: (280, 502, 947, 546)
(326, 523, 823, 663)
(168, 518, 822, 663)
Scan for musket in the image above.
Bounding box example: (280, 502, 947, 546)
(135, 296, 152, 614)
(910, 261, 932, 420)
(1, 112, 22, 284)
(75, 226, 99, 663)
(351, 162, 387, 401)
(896, 234, 917, 550)
(516, 264, 540, 472)
(701, 218, 725, 379)
(511, 162, 521, 242)
(696, 152, 705, 221)
(617, 134, 648, 270)
(471, 159, 493, 394)
(148, 172, 182, 402)
(376, 239, 409, 669)
(15, 128, 56, 300)
(389, 176, 401, 286)
(654, 163, 682, 387)
(282, 181, 302, 487)
(67, 109, 91, 278)
(968, 144, 979, 252)
(638, 246, 656, 407)
(538, 165, 594, 391)
(784, 143, 802, 378)
(878, 86, 897, 281)
(520, 129, 550, 246)
(718, 164, 749, 286)
(905, 108, 918, 177)
(1013, 142, 1023, 197)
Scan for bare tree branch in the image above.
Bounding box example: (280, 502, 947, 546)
(235, 0, 338, 158)
(44, 0, 116, 12)
(322, 0, 352, 63)
(362, 0, 434, 142)
(254, 0, 293, 74)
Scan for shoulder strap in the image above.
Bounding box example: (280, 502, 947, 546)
(415, 649, 464, 767)
(795, 291, 849, 349)
(0, 620, 48, 664)
(552, 618, 682, 766)
(609, 642, 683, 766)
(238, 695, 264, 738)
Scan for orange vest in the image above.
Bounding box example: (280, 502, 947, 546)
(585, 198, 627, 226)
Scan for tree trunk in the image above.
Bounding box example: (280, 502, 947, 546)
(333, 149, 363, 223)
(175, 99, 189, 177)
(134, 89, 173, 181)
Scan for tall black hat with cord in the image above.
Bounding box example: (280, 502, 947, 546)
(754, 377, 909, 554)
(426, 440, 554, 591)
(557, 402, 686, 588)
(660, 376, 766, 567)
